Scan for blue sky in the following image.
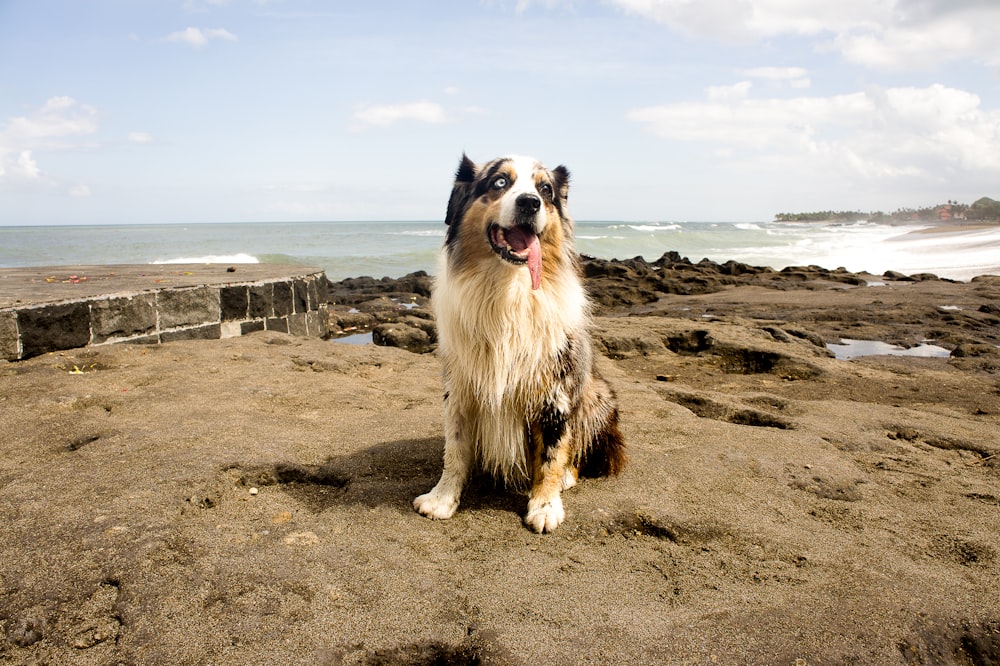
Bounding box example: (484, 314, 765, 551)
(2, 0, 999, 225)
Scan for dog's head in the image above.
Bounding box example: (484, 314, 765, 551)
(443, 154, 572, 290)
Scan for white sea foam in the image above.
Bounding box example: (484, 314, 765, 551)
(397, 229, 446, 237)
(627, 224, 681, 232)
(153, 253, 259, 265)
(801, 225, 1000, 281)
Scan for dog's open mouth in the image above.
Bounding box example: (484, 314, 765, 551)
(488, 224, 542, 290)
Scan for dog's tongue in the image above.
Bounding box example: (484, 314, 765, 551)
(526, 236, 542, 289)
(507, 226, 542, 290)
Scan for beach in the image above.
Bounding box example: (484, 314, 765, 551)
(1, 253, 998, 664)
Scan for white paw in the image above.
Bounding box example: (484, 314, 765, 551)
(413, 491, 459, 520)
(524, 495, 565, 533)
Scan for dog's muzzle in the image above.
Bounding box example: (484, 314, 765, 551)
(488, 195, 543, 290)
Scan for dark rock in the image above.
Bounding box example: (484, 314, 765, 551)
(328, 310, 377, 335)
(595, 332, 667, 359)
(398, 315, 437, 342)
(784, 328, 828, 349)
(762, 326, 792, 343)
(951, 342, 1000, 358)
(373, 323, 432, 354)
(327, 271, 432, 306)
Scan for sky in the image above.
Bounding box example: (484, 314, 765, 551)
(1, 0, 999, 225)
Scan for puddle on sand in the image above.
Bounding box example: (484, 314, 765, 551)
(331, 332, 373, 345)
(827, 339, 951, 360)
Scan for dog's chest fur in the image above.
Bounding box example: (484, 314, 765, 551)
(435, 261, 587, 410)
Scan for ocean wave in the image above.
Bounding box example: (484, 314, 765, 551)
(396, 229, 446, 238)
(628, 224, 681, 233)
(153, 253, 259, 265)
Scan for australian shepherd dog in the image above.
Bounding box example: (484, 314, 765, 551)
(413, 154, 626, 533)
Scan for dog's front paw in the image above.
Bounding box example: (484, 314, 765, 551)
(413, 491, 459, 520)
(524, 495, 565, 533)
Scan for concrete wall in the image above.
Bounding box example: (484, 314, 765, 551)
(2, 271, 329, 361)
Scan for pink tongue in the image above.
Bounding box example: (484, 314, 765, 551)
(527, 235, 542, 290)
(506, 227, 543, 289)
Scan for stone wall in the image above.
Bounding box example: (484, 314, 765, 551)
(1, 270, 329, 361)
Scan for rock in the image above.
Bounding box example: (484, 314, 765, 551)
(951, 342, 1000, 358)
(594, 332, 668, 359)
(327, 309, 377, 336)
(327, 271, 432, 306)
(784, 328, 829, 350)
(373, 323, 432, 354)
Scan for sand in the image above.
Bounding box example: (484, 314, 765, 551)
(1, 271, 999, 664)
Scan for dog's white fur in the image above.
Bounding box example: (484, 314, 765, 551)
(414, 154, 624, 533)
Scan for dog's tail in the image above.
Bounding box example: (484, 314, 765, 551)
(578, 377, 627, 477)
(580, 406, 626, 477)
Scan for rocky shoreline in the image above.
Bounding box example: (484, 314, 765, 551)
(1, 254, 998, 664)
(324, 252, 1000, 361)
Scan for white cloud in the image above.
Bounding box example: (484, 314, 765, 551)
(833, 8, 1000, 69)
(610, 0, 1000, 69)
(610, 0, 881, 41)
(742, 66, 811, 89)
(16, 150, 42, 180)
(164, 27, 238, 48)
(742, 66, 807, 80)
(706, 81, 752, 102)
(128, 131, 155, 144)
(5, 96, 98, 146)
(0, 97, 98, 187)
(627, 83, 1000, 183)
(351, 101, 452, 131)
(69, 184, 91, 198)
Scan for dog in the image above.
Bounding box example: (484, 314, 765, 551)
(413, 154, 626, 533)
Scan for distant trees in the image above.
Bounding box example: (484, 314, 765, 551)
(967, 197, 1000, 220)
(775, 197, 1000, 223)
(774, 211, 869, 222)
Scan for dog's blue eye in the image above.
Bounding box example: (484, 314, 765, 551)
(492, 177, 507, 190)
(539, 183, 553, 199)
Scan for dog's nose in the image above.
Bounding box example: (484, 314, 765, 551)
(516, 194, 541, 215)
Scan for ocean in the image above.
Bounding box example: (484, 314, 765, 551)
(2, 220, 999, 282)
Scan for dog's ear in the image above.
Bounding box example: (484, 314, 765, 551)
(445, 154, 478, 229)
(552, 164, 570, 205)
(454, 153, 477, 184)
